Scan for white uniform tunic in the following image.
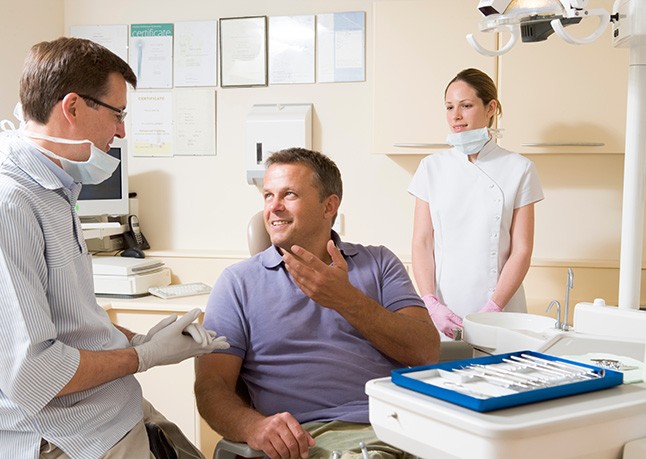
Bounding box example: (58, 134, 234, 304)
(408, 140, 543, 319)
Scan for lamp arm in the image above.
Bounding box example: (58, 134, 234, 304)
(551, 9, 610, 45)
(467, 24, 520, 57)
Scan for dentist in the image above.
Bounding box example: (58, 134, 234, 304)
(0, 37, 228, 458)
(409, 68, 544, 340)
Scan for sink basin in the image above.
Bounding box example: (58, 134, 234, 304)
(463, 312, 564, 354)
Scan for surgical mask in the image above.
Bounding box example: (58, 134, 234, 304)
(446, 127, 491, 156)
(1, 102, 120, 185)
(22, 131, 119, 185)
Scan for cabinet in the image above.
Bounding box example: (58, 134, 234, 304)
(497, 16, 628, 154)
(372, 0, 497, 155)
(108, 309, 201, 439)
(102, 297, 219, 457)
(373, 1, 629, 156)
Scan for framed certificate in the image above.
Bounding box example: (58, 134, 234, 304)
(219, 16, 268, 87)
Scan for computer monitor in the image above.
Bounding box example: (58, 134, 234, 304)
(76, 138, 129, 218)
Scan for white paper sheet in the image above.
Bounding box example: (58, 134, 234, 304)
(129, 24, 174, 89)
(70, 24, 129, 62)
(173, 89, 216, 156)
(269, 15, 315, 85)
(317, 12, 365, 83)
(174, 21, 217, 87)
(219, 16, 267, 87)
(131, 91, 173, 157)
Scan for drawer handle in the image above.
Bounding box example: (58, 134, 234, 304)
(522, 142, 605, 147)
(393, 143, 450, 148)
(388, 411, 399, 420)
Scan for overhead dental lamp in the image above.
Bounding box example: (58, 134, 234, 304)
(467, 0, 611, 56)
(468, 0, 646, 319)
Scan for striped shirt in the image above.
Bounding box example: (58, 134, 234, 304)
(0, 131, 143, 459)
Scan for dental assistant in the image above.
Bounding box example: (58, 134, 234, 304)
(408, 68, 544, 340)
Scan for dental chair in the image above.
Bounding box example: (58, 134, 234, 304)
(211, 212, 472, 459)
(246, 211, 271, 258)
(211, 213, 269, 459)
(213, 439, 262, 459)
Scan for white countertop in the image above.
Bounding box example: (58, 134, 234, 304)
(97, 293, 209, 313)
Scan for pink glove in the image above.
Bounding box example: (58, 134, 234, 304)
(422, 294, 463, 339)
(478, 298, 503, 313)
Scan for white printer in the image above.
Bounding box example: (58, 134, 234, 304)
(91, 256, 171, 297)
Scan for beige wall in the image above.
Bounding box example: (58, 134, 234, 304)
(0, 0, 64, 117)
(0, 0, 640, 314)
(63, 0, 393, 255)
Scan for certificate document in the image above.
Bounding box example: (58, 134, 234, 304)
(70, 24, 128, 62)
(219, 16, 267, 87)
(317, 12, 366, 83)
(130, 24, 174, 89)
(174, 21, 217, 87)
(269, 15, 315, 84)
(174, 89, 216, 156)
(131, 91, 173, 157)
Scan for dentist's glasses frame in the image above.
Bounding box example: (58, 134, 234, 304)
(78, 94, 127, 123)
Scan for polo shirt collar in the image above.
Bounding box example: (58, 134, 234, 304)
(260, 230, 357, 269)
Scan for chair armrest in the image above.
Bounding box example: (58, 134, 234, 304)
(213, 438, 264, 459)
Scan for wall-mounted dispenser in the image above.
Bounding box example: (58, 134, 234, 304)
(245, 103, 313, 186)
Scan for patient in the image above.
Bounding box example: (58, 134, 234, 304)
(195, 148, 440, 459)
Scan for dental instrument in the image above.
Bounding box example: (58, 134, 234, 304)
(520, 353, 598, 374)
(359, 441, 369, 459)
(453, 367, 532, 389)
(469, 364, 545, 387)
(507, 354, 600, 380)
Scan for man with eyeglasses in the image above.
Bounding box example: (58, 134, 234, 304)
(78, 94, 128, 123)
(0, 37, 228, 458)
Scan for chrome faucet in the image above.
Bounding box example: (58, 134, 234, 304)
(563, 268, 574, 331)
(545, 268, 574, 331)
(546, 300, 562, 330)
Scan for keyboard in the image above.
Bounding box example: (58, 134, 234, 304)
(148, 282, 212, 299)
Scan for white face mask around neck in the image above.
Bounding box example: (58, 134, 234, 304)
(22, 131, 120, 185)
(446, 127, 491, 156)
(1, 102, 120, 185)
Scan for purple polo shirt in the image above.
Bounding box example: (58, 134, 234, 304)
(203, 233, 424, 424)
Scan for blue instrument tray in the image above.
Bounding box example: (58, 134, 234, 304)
(391, 350, 623, 412)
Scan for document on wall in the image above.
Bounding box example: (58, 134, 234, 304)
(174, 21, 217, 87)
(131, 91, 173, 157)
(173, 89, 216, 156)
(219, 16, 267, 87)
(70, 24, 129, 63)
(317, 12, 366, 83)
(269, 15, 315, 85)
(129, 24, 174, 89)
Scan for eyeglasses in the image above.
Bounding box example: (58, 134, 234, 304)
(78, 94, 127, 123)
